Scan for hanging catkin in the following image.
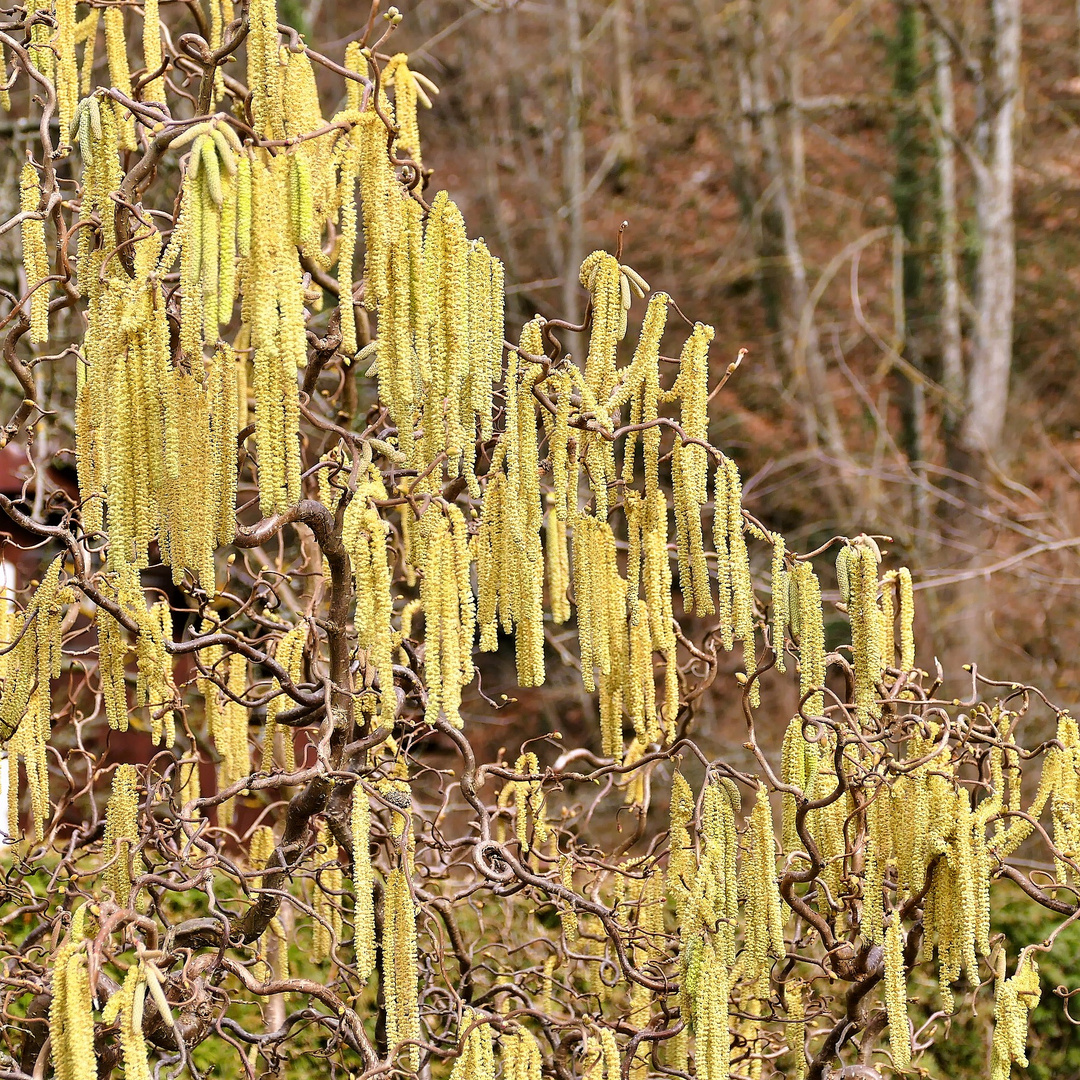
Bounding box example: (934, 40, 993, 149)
(203, 647, 248, 824)
(713, 456, 757, 703)
(449, 1010, 496, 1080)
(670, 322, 715, 616)
(49, 905, 96, 1080)
(884, 918, 911, 1069)
(262, 620, 305, 773)
(504, 1027, 543, 1080)
(616, 292, 667, 488)
(102, 961, 152, 1080)
(247, 0, 284, 139)
(141, 0, 165, 101)
(357, 108, 400, 312)
(54, 0, 78, 140)
(102, 7, 136, 149)
(846, 540, 886, 724)
(351, 788, 376, 980)
(19, 162, 49, 343)
(75, 9, 100, 99)
(770, 532, 789, 672)
(376, 192, 426, 441)
(1, 556, 71, 839)
(742, 788, 785, 989)
(420, 506, 475, 728)
(312, 825, 343, 963)
(421, 191, 470, 474)
(343, 466, 398, 722)
(103, 763, 140, 906)
(208, 342, 240, 545)
(989, 951, 1041, 1080)
(475, 317, 545, 685)
(383, 866, 421, 1070)
(245, 152, 305, 514)
(383, 54, 439, 169)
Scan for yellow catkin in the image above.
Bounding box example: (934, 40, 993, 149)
(475, 318, 545, 684)
(545, 500, 571, 624)
(20, 161, 50, 343)
(0, 41, 10, 111)
(505, 1028, 543, 1080)
(376, 192, 425, 444)
(75, 10, 101, 99)
(449, 1010, 496, 1080)
(338, 168, 358, 357)
(205, 649, 248, 825)
(209, 342, 239, 545)
(263, 620, 305, 772)
(344, 466, 398, 722)
(351, 788, 376, 980)
(713, 456, 757, 703)
(792, 561, 825, 715)
(102, 961, 152, 1080)
(49, 906, 95, 1080)
(141, 0, 165, 101)
(617, 292, 667, 488)
(55, 0, 78, 140)
(1, 556, 69, 839)
(862, 784, 893, 944)
(580, 251, 625, 401)
(668, 771, 696, 915)
(849, 541, 885, 724)
(770, 532, 788, 672)
(103, 8, 136, 149)
(312, 825, 342, 963)
(358, 109, 400, 312)
(103, 763, 140, 906)
(420, 507, 475, 728)
(26, 0, 55, 78)
(786, 980, 807, 1080)
(743, 788, 785, 989)
(990, 952, 1041, 1080)
(384, 54, 424, 168)
(897, 566, 915, 671)
(884, 918, 911, 1070)
(559, 854, 579, 943)
(97, 607, 129, 731)
(383, 866, 421, 1070)
(246, 0, 284, 138)
(571, 514, 624, 696)
(670, 323, 715, 616)
(421, 190, 469, 472)
(246, 153, 305, 514)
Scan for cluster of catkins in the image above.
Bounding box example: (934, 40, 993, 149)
(6, 2, 1071, 1079)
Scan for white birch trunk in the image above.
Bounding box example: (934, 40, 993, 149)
(933, 27, 964, 426)
(962, 0, 1019, 456)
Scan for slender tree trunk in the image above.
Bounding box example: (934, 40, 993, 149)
(932, 27, 964, 446)
(563, 0, 587, 324)
(961, 0, 1019, 459)
(890, 0, 926, 466)
(686, 0, 784, 343)
(786, 4, 806, 204)
(748, 0, 843, 455)
(613, 0, 637, 167)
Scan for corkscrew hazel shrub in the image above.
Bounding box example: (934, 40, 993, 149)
(0, 2, 1078, 1079)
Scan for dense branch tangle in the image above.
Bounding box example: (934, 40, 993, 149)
(0, 2, 1075, 1080)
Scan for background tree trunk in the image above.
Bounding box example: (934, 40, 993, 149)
(962, 0, 1019, 461)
